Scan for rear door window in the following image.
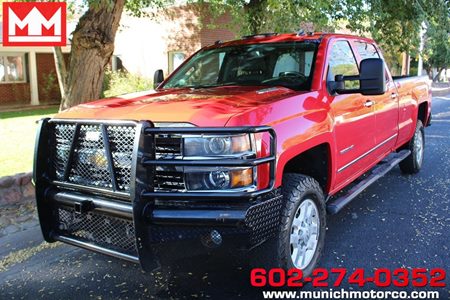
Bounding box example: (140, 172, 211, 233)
(355, 41, 391, 83)
(355, 42, 380, 60)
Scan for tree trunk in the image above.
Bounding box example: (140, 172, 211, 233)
(401, 52, 410, 76)
(244, 0, 266, 34)
(433, 67, 445, 82)
(57, 0, 125, 111)
(53, 46, 68, 98)
(424, 66, 433, 80)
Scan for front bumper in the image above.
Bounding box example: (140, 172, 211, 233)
(33, 119, 279, 270)
(43, 188, 283, 265)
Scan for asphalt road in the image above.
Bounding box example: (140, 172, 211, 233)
(1, 96, 449, 299)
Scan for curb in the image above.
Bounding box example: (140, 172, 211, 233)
(431, 87, 450, 97)
(0, 172, 35, 207)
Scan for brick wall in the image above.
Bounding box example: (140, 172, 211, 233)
(0, 51, 68, 106)
(0, 83, 31, 105)
(163, 5, 202, 55)
(115, 4, 237, 78)
(36, 53, 61, 104)
(199, 11, 237, 47)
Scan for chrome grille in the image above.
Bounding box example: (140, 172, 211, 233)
(51, 122, 136, 194)
(154, 135, 186, 192)
(154, 170, 185, 191)
(155, 136, 182, 159)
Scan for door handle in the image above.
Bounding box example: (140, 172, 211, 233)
(364, 100, 375, 107)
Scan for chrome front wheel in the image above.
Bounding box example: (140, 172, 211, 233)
(290, 199, 320, 269)
(250, 174, 326, 278)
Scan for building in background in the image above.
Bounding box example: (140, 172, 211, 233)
(113, 4, 236, 78)
(0, 21, 72, 107)
(0, 4, 235, 107)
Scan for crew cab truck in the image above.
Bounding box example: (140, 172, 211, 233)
(34, 33, 431, 275)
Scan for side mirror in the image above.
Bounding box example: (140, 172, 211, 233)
(153, 69, 164, 89)
(359, 58, 386, 95)
(334, 58, 386, 96)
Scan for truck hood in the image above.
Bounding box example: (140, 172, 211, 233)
(56, 86, 300, 126)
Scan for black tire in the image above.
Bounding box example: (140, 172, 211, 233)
(399, 120, 425, 174)
(252, 174, 326, 278)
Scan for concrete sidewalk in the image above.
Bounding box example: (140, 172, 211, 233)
(432, 86, 450, 97)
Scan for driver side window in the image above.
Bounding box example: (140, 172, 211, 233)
(327, 41, 360, 89)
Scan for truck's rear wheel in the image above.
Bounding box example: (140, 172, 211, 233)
(400, 120, 425, 174)
(253, 174, 326, 277)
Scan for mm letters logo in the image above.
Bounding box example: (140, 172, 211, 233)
(2, 2, 66, 46)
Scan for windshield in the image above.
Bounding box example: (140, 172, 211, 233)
(162, 42, 318, 91)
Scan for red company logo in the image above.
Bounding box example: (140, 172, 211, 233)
(2, 2, 66, 46)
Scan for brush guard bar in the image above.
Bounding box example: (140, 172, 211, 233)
(33, 119, 276, 271)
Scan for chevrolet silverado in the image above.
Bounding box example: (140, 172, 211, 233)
(34, 32, 432, 275)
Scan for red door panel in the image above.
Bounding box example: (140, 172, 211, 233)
(331, 93, 376, 187)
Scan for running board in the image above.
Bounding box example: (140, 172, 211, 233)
(327, 150, 411, 215)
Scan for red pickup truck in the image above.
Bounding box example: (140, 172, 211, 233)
(34, 33, 431, 275)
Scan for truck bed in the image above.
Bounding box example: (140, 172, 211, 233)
(393, 75, 431, 105)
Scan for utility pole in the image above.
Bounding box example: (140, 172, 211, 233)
(417, 21, 427, 76)
(402, 53, 410, 76)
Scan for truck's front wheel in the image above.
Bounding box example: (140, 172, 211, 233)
(253, 174, 326, 277)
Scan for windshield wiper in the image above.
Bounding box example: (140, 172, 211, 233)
(184, 82, 239, 89)
(187, 84, 221, 89)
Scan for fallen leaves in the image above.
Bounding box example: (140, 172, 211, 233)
(0, 241, 61, 272)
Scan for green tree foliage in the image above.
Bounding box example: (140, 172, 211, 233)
(202, 0, 431, 50)
(342, 0, 425, 53)
(199, 0, 340, 35)
(339, 0, 428, 75)
(421, 0, 450, 80)
(202, 0, 449, 77)
(102, 69, 153, 97)
(423, 23, 450, 80)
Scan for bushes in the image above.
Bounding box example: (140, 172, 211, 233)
(102, 69, 153, 98)
(41, 71, 59, 103)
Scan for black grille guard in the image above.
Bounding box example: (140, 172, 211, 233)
(33, 118, 277, 270)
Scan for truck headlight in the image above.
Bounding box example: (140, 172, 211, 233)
(183, 134, 254, 157)
(184, 167, 255, 191)
(181, 133, 256, 191)
(153, 133, 257, 191)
